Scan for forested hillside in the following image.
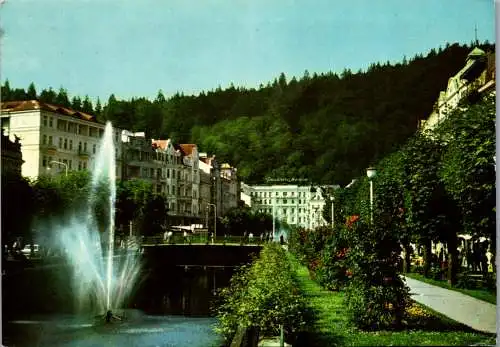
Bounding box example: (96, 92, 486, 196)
(2, 42, 493, 186)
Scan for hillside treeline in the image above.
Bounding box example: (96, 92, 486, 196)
(2, 42, 493, 186)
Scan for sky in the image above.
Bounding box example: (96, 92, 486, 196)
(0, 0, 495, 103)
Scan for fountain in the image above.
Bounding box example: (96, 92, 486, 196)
(56, 122, 142, 320)
(4, 121, 224, 346)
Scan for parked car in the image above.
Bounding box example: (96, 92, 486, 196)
(21, 244, 40, 257)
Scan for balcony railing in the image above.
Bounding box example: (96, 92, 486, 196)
(78, 149, 90, 159)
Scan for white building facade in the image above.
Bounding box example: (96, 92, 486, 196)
(420, 47, 495, 132)
(1, 100, 122, 180)
(242, 183, 337, 229)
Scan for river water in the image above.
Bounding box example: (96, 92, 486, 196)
(3, 310, 223, 347)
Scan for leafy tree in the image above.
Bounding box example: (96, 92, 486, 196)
(141, 194, 168, 236)
(1, 172, 35, 250)
(115, 179, 153, 235)
(436, 96, 496, 263)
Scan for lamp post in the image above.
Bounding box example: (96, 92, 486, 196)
(272, 198, 276, 242)
(207, 203, 217, 243)
(331, 196, 335, 228)
(49, 160, 68, 177)
(366, 167, 377, 224)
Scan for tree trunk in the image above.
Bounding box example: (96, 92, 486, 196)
(401, 242, 412, 273)
(422, 239, 432, 277)
(447, 235, 458, 285)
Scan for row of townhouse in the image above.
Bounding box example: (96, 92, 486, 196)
(241, 182, 339, 230)
(0, 100, 240, 226)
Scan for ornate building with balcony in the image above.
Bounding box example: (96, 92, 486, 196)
(151, 138, 181, 221)
(176, 144, 201, 224)
(121, 131, 162, 188)
(0, 100, 122, 179)
(220, 163, 239, 216)
(420, 47, 495, 132)
(243, 184, 338, 229)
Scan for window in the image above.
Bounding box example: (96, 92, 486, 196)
(48, 136, 53, 145)
(43, 116, 48, 127)
(58, 137, 63, 148)
(78, 142, 82, 151)
(284, 192, 287, 196)
(82, 161, 87, 170)
(78, 162, 82, 170)
(84, 142, 87, 152)
(49, 117, 53, 127)
(167, 169, 170, 178)
(42, 156, 47, 167)
(64, 138, 68, 149)
(92, 144, 96, 154)
(69, 140, 73, 150)
(283, 199, 287, 204)
(43, 135, 47, 145)
(292, 208, 295, 214)
(69, 160, 72, 169)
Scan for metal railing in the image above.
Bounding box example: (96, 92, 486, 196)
(141, 234, 270, 246)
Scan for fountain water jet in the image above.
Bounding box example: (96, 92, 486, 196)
(56, 122, 141, 319)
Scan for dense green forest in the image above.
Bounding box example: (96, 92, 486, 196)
(1, 42, 493, 186)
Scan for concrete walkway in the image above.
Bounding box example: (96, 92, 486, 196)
(403, 276, 496, 334)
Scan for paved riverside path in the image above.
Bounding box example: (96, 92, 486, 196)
(403, 276, 496, 334)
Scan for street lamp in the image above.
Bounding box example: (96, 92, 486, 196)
(366, 167, 377, 224)
(207, 203, 217, 243)
(48, 160, 68, 177)
(330, 196, 335, 228)
(272, 198, 276, 241)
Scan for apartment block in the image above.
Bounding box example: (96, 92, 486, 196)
(0, 100, 122, 179)
(242, 183, 338, 229)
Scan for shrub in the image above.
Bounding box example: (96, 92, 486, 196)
(344, 221, 411, 330)
(214, 244, 309, 344)
(315, 226, 351, 291)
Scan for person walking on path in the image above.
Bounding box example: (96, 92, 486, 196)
(403, 276, 496, 334)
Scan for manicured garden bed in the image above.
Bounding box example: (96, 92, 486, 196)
(404, 272, 496, 305)
(290, 255, 496, 347)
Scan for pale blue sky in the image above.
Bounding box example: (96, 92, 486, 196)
(0, 0, 495, 102)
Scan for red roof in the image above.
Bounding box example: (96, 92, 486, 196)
(179, 144, 197, 156)
(151, 139, 171, 150)
(1, 100, 99, 123)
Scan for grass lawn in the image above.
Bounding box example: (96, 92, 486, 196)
(404, 272, 496, 305)
(289, 255, 496, 346)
